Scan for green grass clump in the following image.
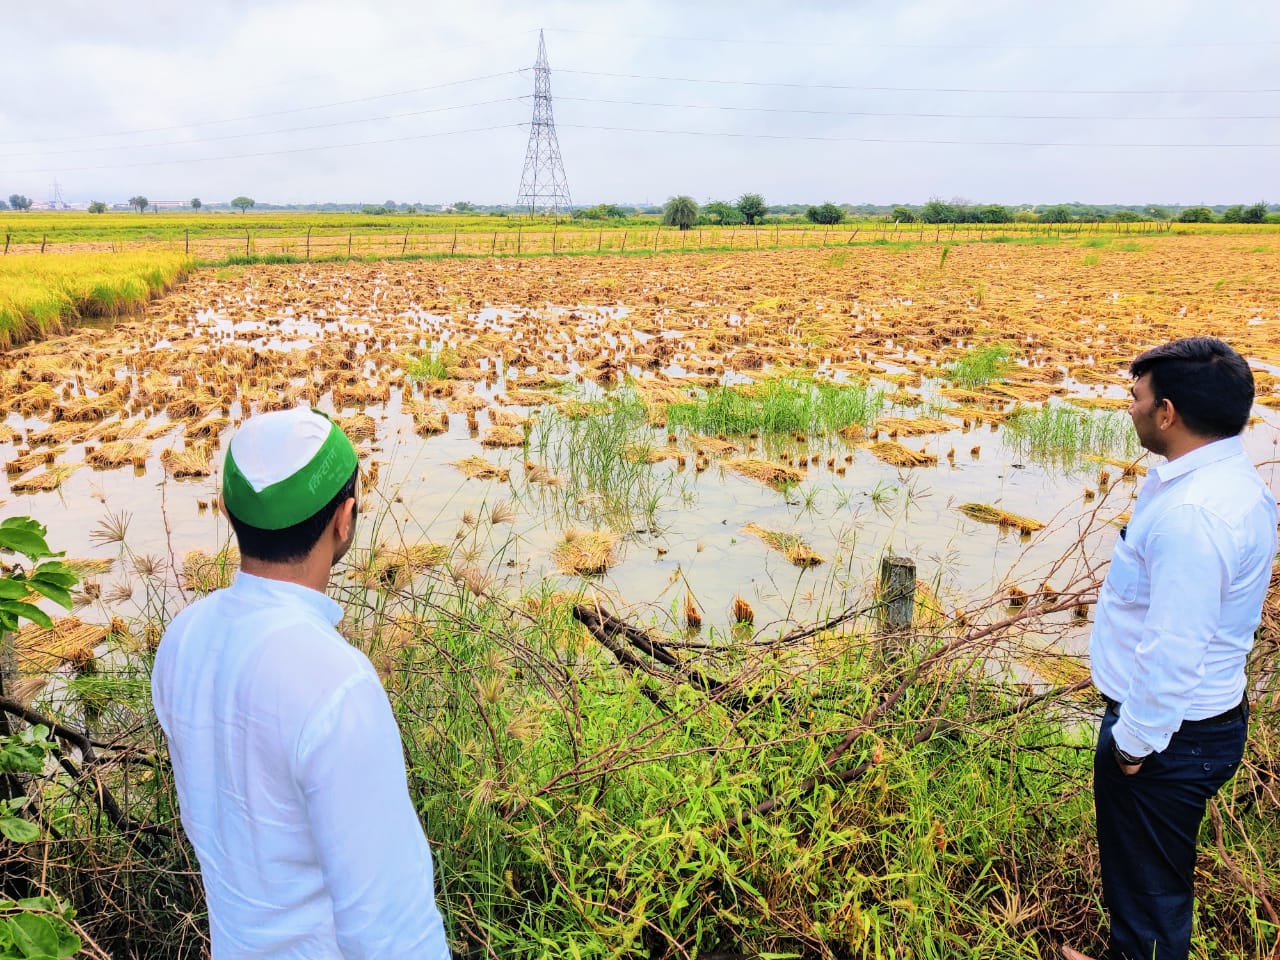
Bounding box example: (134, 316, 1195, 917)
(528, 390, 673, 532)
(666, 378, 884, 436)
(1003, 404, 1138, 464)
(403, 348, 457, 381)
(0, 251, 189, 344)
(946, 345, 1013, 388)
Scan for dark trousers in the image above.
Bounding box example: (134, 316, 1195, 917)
(1093, 704, 1248, 960)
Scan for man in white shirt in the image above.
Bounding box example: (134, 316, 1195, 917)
(152, 407, 451, 959)
(1062, 339, 1277, 960)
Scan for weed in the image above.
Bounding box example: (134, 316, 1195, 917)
(667, 378, 884, 436)
(1003, 404, 1138, 465)
(404, 347, 458, 381)
(946, 345, 1013, 388)
(1081, 253, 1100, 267)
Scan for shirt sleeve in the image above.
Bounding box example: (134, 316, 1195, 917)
(296, 671, 451, 960)
(1114, 503, 1230, 757)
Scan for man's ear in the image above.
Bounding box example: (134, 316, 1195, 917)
(332, 496, 357, 540)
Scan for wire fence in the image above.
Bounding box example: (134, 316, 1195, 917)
(0, 218, 1211, 261)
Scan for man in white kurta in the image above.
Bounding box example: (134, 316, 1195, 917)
(152, 407, 450, 959)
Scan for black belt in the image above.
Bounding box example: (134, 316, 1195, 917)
(1103, 694, 1248, 728)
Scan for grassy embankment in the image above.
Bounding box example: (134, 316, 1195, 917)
(0, 251, 190, 345)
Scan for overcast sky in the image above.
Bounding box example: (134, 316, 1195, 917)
(2, 0, 1276, 207)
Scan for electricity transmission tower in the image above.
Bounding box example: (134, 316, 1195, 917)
(515, 29, 572, 216)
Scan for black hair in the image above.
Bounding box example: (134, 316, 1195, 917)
(1129, 337, 1253, 438)
(227, 468, 358, 564)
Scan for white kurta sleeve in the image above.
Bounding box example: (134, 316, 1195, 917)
(296, 672, 451, 959)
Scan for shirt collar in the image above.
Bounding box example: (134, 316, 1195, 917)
(227, 571, 343, 626)
(1152, 435, 1245, 484)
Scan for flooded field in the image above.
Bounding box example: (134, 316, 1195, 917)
(4, 236, 1279, 639)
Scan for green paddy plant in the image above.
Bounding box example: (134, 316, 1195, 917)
(403, 346, 457, 381)
(946, 344, 1013, 389)
(1003, 404, 1138, 465)
(666, 377, 884, 436)
(528, 389, 673, 532)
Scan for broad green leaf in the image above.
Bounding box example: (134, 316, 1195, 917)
(0, 517, 46, 536)
(0, 602, 51, 630)
(0, 528, 54, 562)
(23, 582, 71, 612)
(0, 817, 39, 844)
(30, 564, 78, 588)
(0, 581, 30, 600)
(8, 911, 59, 957)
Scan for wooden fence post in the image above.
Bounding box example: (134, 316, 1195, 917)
(347, 233, 352, 258)
(245, 230, 250, 257)
(185, 229, 190, 255)
(406, 230, 413, 255)
(491, 231, 497, 255)
(620, 231, 627, 252)
(552, 224, 557, 254)
(517, 224, 522, 254)
(877, 554, 916, 643)
(40, 235, 47, 254)
(3, 233, 9, 255)
(653, 228, 659, 252)
(306, 227, 312, 260)
(597, 228, 603, 253)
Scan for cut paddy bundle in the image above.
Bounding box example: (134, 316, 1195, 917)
(336, 413, 378, 442)
(181, 547, 240, 593)
(552, 528, 619, 576)
(489, 406, 530, 428)
(7, 445, 68, 475)
(480, 425, 526, 448)
(957, 502, 1046, 532)
(724, 457, 803, 489)
(52, 390, 126, 423)
(330, 380, 390, 409)
(10, 464, 79, 492)
(742, 523, 825, 567)
(12, 616, 107, 677)
(185, 416, 229, 441)
(875, 415, 954, 437)
(501, 388, 558, 407)
(866, 441, 938, 467)
(94, 418, 148, 443)
(86, 440, 150, 469)
(26, 422, 89, 447)
(160, 444, 212, 478)
(1084, 454, 1147, 477)
(164, 392, 222, 421)
(65, 557, 115, 577)
(690, 434, 741, 456)
(451, 456, 510, 481)
(402, 397, 449, 437)
(1066, 396, 1130, 411)
(356, 542, 450, 590)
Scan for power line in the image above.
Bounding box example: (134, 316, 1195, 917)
(557, 68, 1280, 96)
(557, 121, 1278, 149)
(0, 69, 530, 147)
(0, 96, 530, 160)
(544, 26, 1280, 51)
(556, 95, 1280, 123)
(3, 123, 527, 175)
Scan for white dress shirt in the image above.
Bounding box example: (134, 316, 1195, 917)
(1091, 435, 1278, 758)
(152, 572, 450, 959)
